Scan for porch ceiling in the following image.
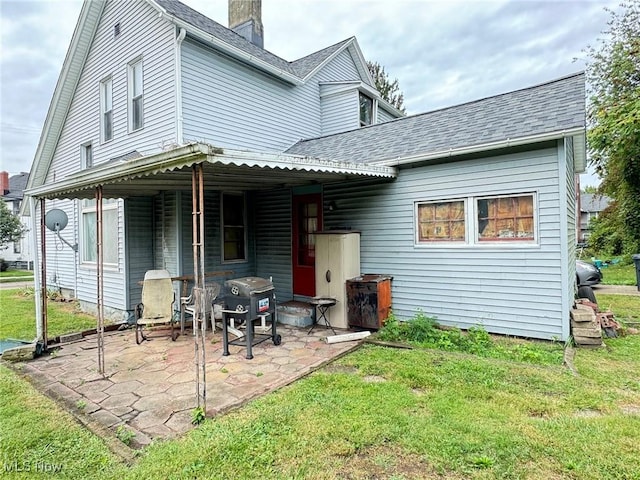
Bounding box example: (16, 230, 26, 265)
(26, 142, 397, 200)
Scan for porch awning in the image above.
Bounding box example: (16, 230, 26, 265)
(25, 142, 397, 200)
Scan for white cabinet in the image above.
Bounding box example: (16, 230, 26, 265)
(314, 231, 360, 329)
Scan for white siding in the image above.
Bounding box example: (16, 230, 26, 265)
(321, 90, 359, 135)
(377, 107, 396, 123)
(182, 42, 362, 150)
(41, 0, 176, 315)
(323, 146, 566, 340)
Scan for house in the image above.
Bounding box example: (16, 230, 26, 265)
(0, 171, 33, 270)
(579, 193, 611, 243)
(24, 0, 586, 341)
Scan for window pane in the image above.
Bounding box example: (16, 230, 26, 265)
(103, 79, 112, 111)
(83, 211, 97, 262)
(417, 201, 465, 242)
(359, 92, 373, 126)
(477, 195, 534, 241)
(82, 202, 118, 264)
(133, 62, 143, 96)
(132, 97, 143, 130)
(104, 111, 112, 141)
(222, 193, 246, 261)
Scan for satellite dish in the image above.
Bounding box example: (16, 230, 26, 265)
(45, 209, 69, 232)
(44, 209, 77, 252)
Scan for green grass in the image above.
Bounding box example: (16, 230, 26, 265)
(0, 288, 100, 341)
(596, 294, 640, 324)
(0, 270, 33, 278)
(601, 262, 637, 286)
(1, 295, 640, 479)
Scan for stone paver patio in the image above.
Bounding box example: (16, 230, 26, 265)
(16, 324, 360, 448)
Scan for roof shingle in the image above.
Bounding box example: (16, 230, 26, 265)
(286, 73, 586, 163)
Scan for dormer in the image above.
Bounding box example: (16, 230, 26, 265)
(320, 81, 403, 136)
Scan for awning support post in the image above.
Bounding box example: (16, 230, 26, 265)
(192, 164, 206, 413)
(96, 186, 105, 375)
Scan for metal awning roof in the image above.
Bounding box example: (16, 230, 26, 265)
(25, 143, 397, 200)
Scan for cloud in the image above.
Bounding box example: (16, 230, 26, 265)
(0, 0, 617, 187)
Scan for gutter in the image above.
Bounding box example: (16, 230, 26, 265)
(174, 27, 187, 145)
(150, 2, 303, 86)
(370, 127, 586, 167)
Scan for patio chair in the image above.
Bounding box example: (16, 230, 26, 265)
(135, 269, 177, 344)
(180, 283, 222, 334)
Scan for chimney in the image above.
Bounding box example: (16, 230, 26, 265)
(0, 171, 9, 196)
(229, 0, 264, 48)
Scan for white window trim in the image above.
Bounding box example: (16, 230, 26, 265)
(80, 199, 119, 268)
(414, 191, 539, 248)
(100, 76, 113, 143)
(127, 57, 144, 133)
(220, 192, 248, 264)
(80, 142, 93, 170)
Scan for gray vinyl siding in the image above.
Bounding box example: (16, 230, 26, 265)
(322, 146, 566, 340)
(377, 107, 396, 123)
(125, 197, 155, 308)
(46, 0, 176, 183)
(255, 189, 293, 300)
(182, 41, 362, 150)
(321, 90, 359, 135)
(154, 192, 179, 275)
(564, 138, 577, 339)
(40, 198, 78, 296)
(41, 0, 177, 315)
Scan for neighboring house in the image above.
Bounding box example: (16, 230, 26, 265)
(579, 193, 611, 243)
(24, 0, 586, 341)
(0, 171, 33, 269)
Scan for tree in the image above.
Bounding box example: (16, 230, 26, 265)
(582, 185, 598, 194)
(0, 200, 25, 249)
(585, 0, 640, 254)
(367, 61, 406, 113)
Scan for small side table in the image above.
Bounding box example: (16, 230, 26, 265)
(308, 297, 337, 335)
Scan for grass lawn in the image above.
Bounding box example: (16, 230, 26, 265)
(0, 288, 100, 341)
(1, 297, 639, 479)
(0, 270, 33, 278)
(597, 293, 640, 325)
(600, 262, 637, 286)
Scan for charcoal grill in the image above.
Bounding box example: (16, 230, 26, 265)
(221, 277, 281, 359)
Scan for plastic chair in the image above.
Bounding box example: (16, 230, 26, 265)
(135, 270, 177, 344)
(180, 283, 221, 334)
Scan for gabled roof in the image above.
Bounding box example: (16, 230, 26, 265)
(286, 73, 586, 166)
(3, 173, 29, 201)
(153, 0, 370, 84)
(27, 0, 375, 194)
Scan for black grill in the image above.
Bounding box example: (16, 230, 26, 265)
(224, 277, 275, 318)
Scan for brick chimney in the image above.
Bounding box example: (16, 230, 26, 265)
(229, 0, 264, 48)
(0, 171, 9, 196)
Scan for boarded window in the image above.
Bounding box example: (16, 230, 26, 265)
(417, 200, 466, 242)
(477, 194, 534, 241)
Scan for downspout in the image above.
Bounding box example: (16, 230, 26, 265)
(29, 197, 43, 343)
(175, 27, 186, 145)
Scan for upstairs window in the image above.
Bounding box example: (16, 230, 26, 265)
(128, 58, 144, 132)
(100, 77, 113, 142)
(477, 194, 535, 242)
(221, 192, 247, 262)
(359, 92, 373, 127)
(81, 142, 93, 169)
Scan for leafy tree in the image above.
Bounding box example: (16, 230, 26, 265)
(582, 185, 598, 194)
(0, 200, 26, 249)
(585, 0, 640, 254)
(367, 61, 406, 113)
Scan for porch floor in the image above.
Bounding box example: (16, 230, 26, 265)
(17, 324, 360, 448)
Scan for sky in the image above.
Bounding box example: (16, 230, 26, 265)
(0, 0, 619, 186)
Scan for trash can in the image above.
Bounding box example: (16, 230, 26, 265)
(346, 274, 393, 329)
(633, 254, 640, 291)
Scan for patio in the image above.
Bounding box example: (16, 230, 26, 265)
(16, 324, 361, 448)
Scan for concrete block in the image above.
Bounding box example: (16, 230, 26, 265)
(572, 327, 602, 338)
(574, 336, 604, 346)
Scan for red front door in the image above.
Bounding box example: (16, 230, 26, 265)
(293, 194, 322, 296)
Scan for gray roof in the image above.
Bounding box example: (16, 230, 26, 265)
(581, 193, 610, 213)
(155, 0, 351, 80)
(286, 73, 586, 163)
(4, 172, 29, 200)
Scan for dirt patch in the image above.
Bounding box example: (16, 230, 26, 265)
(363, 375, 386, 383)
(323, 364, 359, 375)
(620, 404, 640, 415)
(336, 444, 464, 479)
(574, 409, 603, 418)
